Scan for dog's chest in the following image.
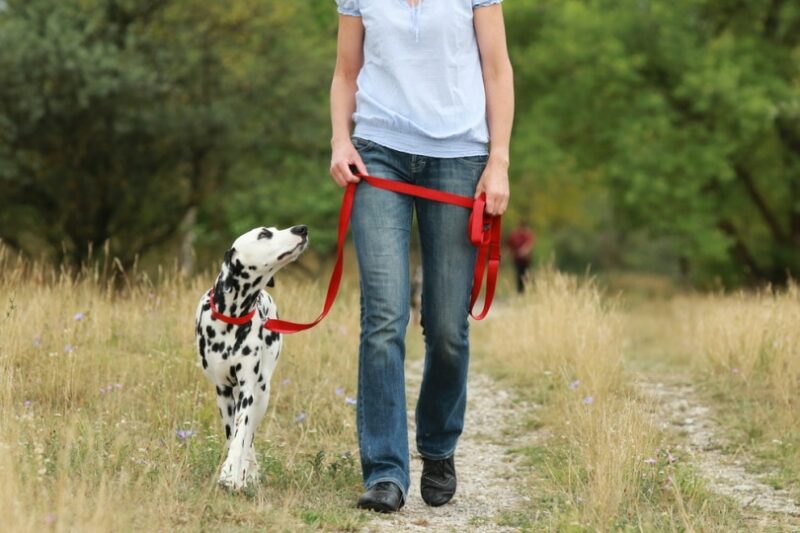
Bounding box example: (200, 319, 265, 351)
(197, 291, 282, 383)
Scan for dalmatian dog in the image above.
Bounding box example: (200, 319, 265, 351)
(195, 225, 308, 490)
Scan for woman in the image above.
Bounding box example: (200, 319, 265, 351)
(329, 0, 513, 513)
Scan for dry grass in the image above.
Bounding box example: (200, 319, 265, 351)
(666, 285, 800, 493)
(0, 248, 365, 531)
(672, 285, 800, 417)
(0, 249, 756, 531)
(473, 270, 743, 530)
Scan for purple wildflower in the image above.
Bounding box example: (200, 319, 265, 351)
(295, 411, 307, 423)
(569, 379, 580, 390)
(23, 400, 32, 409)
(667, 452, 677, 464)
(73, 312, 86, 321)
(335, 387, 345, 396)
(644, 457, 657, 466)
(582, 396, 594, 405)
(281, 378, 291, 386)
(33, 335, 42, 347)
(176, 429, 196, 441)
(63, 344, 73, 354)
(44, 514, 57, 525)
(345, 396, 357, 406)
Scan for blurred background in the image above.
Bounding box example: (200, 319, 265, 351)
(0, 0, 798, 289)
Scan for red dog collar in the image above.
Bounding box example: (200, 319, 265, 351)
(208, 289, 257, 326)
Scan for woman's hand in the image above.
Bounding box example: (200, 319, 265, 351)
(330, 138, 368, 188)
(475, 157, 510, 215)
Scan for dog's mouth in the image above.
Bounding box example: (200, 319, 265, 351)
(277, 237, 308, 261)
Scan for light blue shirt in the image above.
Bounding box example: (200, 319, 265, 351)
(336, 0, 502, 158)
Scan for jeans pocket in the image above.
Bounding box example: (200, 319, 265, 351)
(455, 154, 489, 168)
(352, 136, 376, 151)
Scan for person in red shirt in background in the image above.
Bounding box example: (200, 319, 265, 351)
(506, 220, 535, 293)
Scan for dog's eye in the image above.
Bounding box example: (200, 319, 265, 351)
(258, 228, 273, 240)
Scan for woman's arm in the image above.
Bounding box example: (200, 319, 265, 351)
(474, 4, 514, 215)
(330, 15, 367, 187)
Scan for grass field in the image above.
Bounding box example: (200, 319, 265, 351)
(1, 249, 798, 531)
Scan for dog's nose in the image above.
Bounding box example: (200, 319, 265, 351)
(291, 225, 308, 237)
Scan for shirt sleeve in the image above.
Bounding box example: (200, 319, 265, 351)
(472, 0, 502, 7)
(335, 0, 361, 16)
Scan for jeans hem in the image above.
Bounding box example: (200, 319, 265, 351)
(365, 476, 409, 502)
(417, 449, 456, 462)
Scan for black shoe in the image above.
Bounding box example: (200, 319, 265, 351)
(420, 455, 457, 507)
(356, 481, 405, 513)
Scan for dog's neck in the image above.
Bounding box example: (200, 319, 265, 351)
(212, 261, 270, 318)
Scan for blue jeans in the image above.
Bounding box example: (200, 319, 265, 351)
(350, 137, 487, 500)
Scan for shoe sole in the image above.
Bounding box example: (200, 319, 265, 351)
(357, 501, 403, 513)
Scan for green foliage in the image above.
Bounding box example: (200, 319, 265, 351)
(0, 0, 338, 266)
(1, 0, 798, 285)
(506, 0, 800, 285)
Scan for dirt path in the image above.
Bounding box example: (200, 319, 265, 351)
(638, 377, 800, 528)
(361, 361, 535, 532)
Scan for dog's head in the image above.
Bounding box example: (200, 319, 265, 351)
(222, 225, 308, 288)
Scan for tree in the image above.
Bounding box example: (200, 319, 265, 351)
(506, 0, 800, 285)
(0, 0, 338, 268)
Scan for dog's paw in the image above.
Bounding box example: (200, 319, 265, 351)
(219, 459, 246, 491)
(219, 456, 258, 491)
(244, 464, 260, 486)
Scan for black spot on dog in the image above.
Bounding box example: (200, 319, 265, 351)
(258, 228, 273, 240)
(211, 342, 224, 353)
(252, 276, 262, 287)
(226, 324, 233, 333)
(248, 266, 256, 271)
(233, 323, 252, 353)
(225, 424, 231, 439)
(230, 304, 237, 314)
(199, 337, 206, 357)
(257, 373, 264, 383)
(239, 380, 244, 386)
(229, 365, 237, 378)
(242, 346, 251, 356)
(222, 386, 233, 398)
(227, 405, 232, 416)
(206, 326, 216, 339)
(202, 303, 211, 312)
(216, 386, 223, 396)
(261, 384, 267, 391)
(202, 358, 208, 369)
(254, 361, 260, 375)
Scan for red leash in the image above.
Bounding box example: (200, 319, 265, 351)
(210, 173, 502, 334)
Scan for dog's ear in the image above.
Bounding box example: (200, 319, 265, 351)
(266, 276, 275, 288)
(223, 247, 235, 265)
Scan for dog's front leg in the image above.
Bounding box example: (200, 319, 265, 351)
(243, 385, 269, 485)
(214, 388, 235, 449)
(219, 386, 259, 490)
